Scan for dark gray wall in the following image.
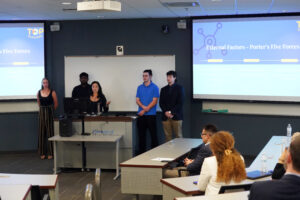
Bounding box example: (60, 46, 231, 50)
(0, 112, 38, 151)
(0, 18, 298, 156)
(192, 113, 300, 155)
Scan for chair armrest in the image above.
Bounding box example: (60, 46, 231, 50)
(178, 168, 189, 177)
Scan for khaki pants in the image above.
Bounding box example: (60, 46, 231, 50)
(163, 166, 189, 178)
(162, 119, 183, 142)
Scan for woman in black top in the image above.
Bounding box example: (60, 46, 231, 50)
(89, 81, 110, 114)
(37, 78, 58, 160)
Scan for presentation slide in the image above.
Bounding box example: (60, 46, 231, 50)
(193, 17, 300, 102)
(0, 23, 45, 100)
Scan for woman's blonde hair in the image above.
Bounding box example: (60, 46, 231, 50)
(210, 131, 246, 183)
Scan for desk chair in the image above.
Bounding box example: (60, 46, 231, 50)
(31, 186, 50, 200)
(178, 168, 189, 177)
(94, 168, 102, 200)
(42, 194, 50, 200)
(219, 183, 252, 194)
(85, 184, 94, 200)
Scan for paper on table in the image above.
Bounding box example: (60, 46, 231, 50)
(151, 157, 174, 161)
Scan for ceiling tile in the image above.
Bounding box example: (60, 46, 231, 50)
(0, 0, 299, 20)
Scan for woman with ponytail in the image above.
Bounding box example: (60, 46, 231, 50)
(197, 131, 246, 195)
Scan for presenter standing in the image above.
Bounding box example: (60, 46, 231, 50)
(136, 69, 159, 154)
(89, 81, 110, 113)
(37, 78, 58, 159)
(72, 72, 92, 99)
(159, 70, 184, 142)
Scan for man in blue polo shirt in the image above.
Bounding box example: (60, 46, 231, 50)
(136, 69, 160, 154)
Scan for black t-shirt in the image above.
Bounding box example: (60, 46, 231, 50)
(72, 84, 92, 99)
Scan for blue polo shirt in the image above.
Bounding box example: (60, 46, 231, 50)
(136, 82, 159, 115)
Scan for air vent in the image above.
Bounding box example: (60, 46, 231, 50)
(162, 2, 200, 7)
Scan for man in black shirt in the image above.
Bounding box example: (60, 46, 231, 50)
(72, 72, 92, 99)
(159, 70, 184, 142)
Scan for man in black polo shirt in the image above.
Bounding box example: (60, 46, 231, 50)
(72, 72, 92, 99)
(159, 70, 184, 142)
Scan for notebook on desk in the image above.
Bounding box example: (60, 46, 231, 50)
(247, 170, 273, 180)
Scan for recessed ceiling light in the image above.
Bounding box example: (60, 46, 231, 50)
(61, 2, 72, 5)
(282, 10, 287, 12)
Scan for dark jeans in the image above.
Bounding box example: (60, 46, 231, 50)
(137, 115, 158, 154)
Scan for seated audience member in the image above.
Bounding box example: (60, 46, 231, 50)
(72, 72, 92, 99)
(164, 124, 217, 178)
(272, 132, 300, 179)
(197, 131, 246, 195)
(249, 134, 300, 200)
(89, 81, 110, 113)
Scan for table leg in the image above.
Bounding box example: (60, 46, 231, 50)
(53, 141, 57, 174)
(113, 139, 120, 180)
(82, 141, 86, 171)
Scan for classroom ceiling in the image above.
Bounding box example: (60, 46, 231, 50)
(0, 0, 299, 21)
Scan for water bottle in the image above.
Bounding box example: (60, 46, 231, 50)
(287, 124, 292, 146)
(261, 153, 267, 173)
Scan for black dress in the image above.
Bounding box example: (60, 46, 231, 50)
(38, 90, 54, 156)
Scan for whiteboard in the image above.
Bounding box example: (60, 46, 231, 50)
(203, 101, 300, 116)
(65, 55, 175, 112)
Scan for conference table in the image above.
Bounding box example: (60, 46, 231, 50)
(160, 174, 270, 200)
(0, 173, 58, 200)
(160, 175, 203, 200)
(0, 184, 31, 200)
(120, 138, 202, 196)
(160, 136, 284, 200)
(246, 136, 286, 172)
(174, 191, 250, 200)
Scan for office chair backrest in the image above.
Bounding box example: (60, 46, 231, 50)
(94, 168, 102, 200)
(42, 194, 50, 200)
(219, 183, 252, 194)
(85, 184, 93, 200)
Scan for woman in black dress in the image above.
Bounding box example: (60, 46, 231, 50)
(37, 78, 58, 159)
(89, 81, 110, 114)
